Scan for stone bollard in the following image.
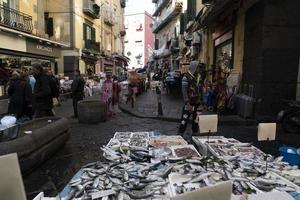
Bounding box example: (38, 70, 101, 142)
(77, 100, 107, 124)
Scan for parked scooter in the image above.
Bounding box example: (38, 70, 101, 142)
(278, 100, 300, 134)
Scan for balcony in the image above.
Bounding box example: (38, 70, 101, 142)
(152, 0, 170, 17)
(83, 0, 100, 19)
(85, 39, 100, 53)
(153, 0, 183, 33)
(0, 5, 33, 33)
(120, 0, 126, 8)
(103, 8, 115, 26)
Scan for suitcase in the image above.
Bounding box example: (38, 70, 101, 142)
(236, 85, 255, 118)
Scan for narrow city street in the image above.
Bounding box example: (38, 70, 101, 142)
(1, 0, 300, 199)
(23, 96, 300, 199)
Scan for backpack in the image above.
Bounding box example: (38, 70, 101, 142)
(48, 76, 60, 98)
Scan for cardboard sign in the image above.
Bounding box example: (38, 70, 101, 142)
(171, 181, 232, 200)
(257, 123, 276, 141)
(198, 114, 218, 133)
(0, 153, 26, 200)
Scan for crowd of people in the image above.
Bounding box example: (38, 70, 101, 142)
(1, 59, 152, 122)
(5, 64, 60, 120)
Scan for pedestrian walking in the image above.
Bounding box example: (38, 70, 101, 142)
(126, 70, 139, 108)
(112, 76, 121, 113)
(178, 61, 204, 143)
(101, 74, 113, 116)
(71, 69, 85, 118)
(32, 63, 54, 118)
(47, 69, 60, 107)
(27, 68, 36, 94)
(7, 71, 32, 119)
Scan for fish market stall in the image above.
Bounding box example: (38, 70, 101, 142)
(55, 132, 300, 200)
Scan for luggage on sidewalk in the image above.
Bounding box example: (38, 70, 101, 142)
(236, 85, 255, 118)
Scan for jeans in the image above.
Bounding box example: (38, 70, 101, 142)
(178, 104, 199, 142)
(73, 96, 83, 117)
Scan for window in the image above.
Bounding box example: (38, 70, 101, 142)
(83, 23, 95, 41)
(86, 26, 92, 40)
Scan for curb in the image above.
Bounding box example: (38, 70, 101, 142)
(119, 105, 257, 126)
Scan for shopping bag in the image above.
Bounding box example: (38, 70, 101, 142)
(53, 98, 59, 107)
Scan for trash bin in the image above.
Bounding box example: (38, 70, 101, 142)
(77, 100, 107, 124)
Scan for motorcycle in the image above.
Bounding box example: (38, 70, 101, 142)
(278, 100, 300, 134)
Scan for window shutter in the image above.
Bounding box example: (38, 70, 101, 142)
(83, 23, 87, 40)
(180, 13, 185, 34)
(187, 0, 196, 22)
(91, 27, 96, 42)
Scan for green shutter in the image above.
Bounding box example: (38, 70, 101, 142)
(83, 23, 87, 40)
(91, 27, 96, 42)
(180, 13, 185, 34)
(187, 0, 196, 22)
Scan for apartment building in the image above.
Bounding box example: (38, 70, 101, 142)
(124, 12, 154, 69)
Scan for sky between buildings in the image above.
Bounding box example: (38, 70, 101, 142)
(125, 0, 155, 15)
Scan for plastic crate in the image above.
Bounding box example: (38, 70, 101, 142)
(279, 146, 300, 166)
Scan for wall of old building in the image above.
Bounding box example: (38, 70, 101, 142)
(243, 0, 300, 116)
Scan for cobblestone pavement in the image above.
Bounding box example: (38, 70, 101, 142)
(23, 98, 300, 199)
(120, 90, 257, 126)
(120, 89, 183, 120)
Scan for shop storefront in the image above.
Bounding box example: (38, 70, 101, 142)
(213, 30, 233, 82)
(0, 38, 62, 99)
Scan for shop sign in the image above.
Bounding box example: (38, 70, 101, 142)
(212, 15, 234, 40)
(214, 31, 232, 47)
(26, 39, 61, 58)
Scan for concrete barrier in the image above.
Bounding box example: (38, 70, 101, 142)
(77, 100, 107, 124)
(0, 117, 70, 173)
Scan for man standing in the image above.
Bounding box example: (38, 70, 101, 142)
(178, 61, 204, 142)
(71, 69, 85, 118)
(32, 63, 53, 118)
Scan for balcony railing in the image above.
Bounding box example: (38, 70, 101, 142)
(153, 0, 170, 17)
(83, 0, 100, 19)
(85, 39, 100, 53)
(0, 5, 33, 33)
(103, 8, 115, 26)
(153, 0, 183, 33)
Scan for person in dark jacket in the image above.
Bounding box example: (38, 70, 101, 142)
(71, 69, 85, 118)
(32, 63, 53, 118)
(178, 61, 205, 143)
(7, 71, 32, 119)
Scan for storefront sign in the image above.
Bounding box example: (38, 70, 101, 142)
(26, 39, 61, 58)
(36, 44, 53, 53)
(214, 31, 232, 47)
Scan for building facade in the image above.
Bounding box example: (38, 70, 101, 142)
(99, 0, 127, 75)
(185, 0, 300, 117)
(151, 0, 202, 71)
(124, 12, 155, 69)
(47, 0, 127, 77)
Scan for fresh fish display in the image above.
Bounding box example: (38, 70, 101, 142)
(171, 145, 200, 158)
(114, 132, 132, 140)
(60, 133, 300, 199)
(149, 136, 187, 148)
(132, 132, 150, 140)
(174, 147, 199, 157)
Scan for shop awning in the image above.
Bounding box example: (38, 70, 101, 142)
(200, 0, 240, 27)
